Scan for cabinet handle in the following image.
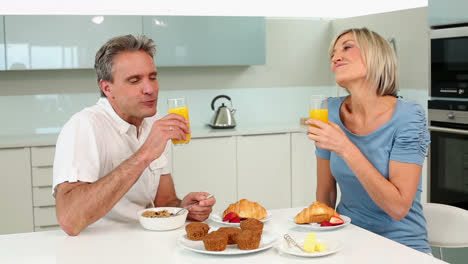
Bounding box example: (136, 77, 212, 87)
(240, 132, 288, 137)
(37, 185, 52, 189)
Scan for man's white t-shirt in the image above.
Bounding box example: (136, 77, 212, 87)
(53, 97, 172, 226)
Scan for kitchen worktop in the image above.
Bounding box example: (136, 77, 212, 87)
(0, 123, 309, 148)
(0, 207, 444, 264)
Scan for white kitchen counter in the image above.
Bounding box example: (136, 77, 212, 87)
(0, 208, 445, 264)
(0, 123, 308, 148)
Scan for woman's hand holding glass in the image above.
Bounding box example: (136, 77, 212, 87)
(306, 119, 353, 158)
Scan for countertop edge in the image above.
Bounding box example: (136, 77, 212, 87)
(0, 124, 309, 148)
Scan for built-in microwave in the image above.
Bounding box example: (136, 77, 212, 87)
(431, 25, 468, 98)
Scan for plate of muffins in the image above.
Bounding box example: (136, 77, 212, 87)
(178, 218, 277, 255)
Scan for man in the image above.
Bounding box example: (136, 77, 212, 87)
(53, 34, 215, 236)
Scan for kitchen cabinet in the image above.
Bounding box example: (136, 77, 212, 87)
(0, 147, 34, 234)
(429, 0, 468, 27)
(237, 133, 291, 210)
(290, 132, 341, 208)
(30, 146, 59, 231)
(291, 132, 317, 207)
(4, 15, 142, 70)
(0, 16, 5, 70)
(143, 16, 265, 66)
(172, 136, 237, 212)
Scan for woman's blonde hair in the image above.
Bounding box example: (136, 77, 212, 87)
(329, 27, 398, 96)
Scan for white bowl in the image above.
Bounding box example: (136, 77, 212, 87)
(138, 207, 188, 231)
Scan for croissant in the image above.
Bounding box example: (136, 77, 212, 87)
(294, 201, 340, 224)
(222, 199, 267, 220)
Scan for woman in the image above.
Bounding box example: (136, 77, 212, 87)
(306, 28, 431, 253)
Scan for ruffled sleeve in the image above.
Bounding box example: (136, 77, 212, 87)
(390, 102, 430, 165)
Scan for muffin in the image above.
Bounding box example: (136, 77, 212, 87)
(240, 218, 264, 236)
(185, 222, 210, 241)
(236, 230, 261, 250)
(217, 227, 242, 244)
(203, 231, 229, 251)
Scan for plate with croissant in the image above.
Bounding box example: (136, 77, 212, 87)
(290, 201, 351, 230)
(210, 199, 272, 226)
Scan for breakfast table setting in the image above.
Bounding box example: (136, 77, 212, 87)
(0, 204, 446, 264)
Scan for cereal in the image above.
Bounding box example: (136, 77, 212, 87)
(141, 209, 174, 218)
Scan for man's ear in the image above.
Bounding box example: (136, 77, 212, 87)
(99, 79, 112, 98)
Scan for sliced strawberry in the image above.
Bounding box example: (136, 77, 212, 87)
(223, 212, 237, 222)
(320, 221, 333, 227)
(229, 216, 241, 223)
(329, 216, 344, 226)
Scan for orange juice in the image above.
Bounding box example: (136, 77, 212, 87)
(309, 109, 328, 127)
(168, 106, 191, 144)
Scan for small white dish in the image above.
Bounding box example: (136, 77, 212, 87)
(279, 238, 341, 257)
(289, 215, 351, 231)
(178, 230, 277, 255)
(138, 207, 188, 231)
(210, 211, 272, 226)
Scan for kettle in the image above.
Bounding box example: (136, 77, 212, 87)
(209, 95, 237, 129)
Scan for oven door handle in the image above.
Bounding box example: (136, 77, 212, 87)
(429, 126, 468, 135)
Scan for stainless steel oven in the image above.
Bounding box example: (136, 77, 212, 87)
(428, 100, 468, 210)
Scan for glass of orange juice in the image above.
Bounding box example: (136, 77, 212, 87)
(167, 98, 191, 144)
(309, 95, 328, 128)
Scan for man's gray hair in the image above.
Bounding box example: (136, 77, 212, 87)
(94, 34, 156, 97)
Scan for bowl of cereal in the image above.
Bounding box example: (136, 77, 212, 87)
(138, 207, 188, 231)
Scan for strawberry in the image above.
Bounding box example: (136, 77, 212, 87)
(229, 216, 241, 223)
(320, 221, 333, 227)
(223, 212, 237, 222)
(329, 216, 344, 226)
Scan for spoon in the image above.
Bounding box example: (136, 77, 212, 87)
(284, 234, 306, 252)
(175, 194, 214, 215)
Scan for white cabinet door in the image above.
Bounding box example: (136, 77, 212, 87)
(172, 136, 237, 212)
(5, 15, 141, 70)
(291, 132, 317, 207)
(290, 132, 341, 208)
(237, 133, 291, 210)
(0, 148, 33, 234)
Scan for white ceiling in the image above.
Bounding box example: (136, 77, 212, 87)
(0, 0, 428, 18)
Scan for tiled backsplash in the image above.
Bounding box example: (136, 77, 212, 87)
(1, 86, 428, 136)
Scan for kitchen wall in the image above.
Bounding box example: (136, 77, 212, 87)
(332, 7, 429, 108)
